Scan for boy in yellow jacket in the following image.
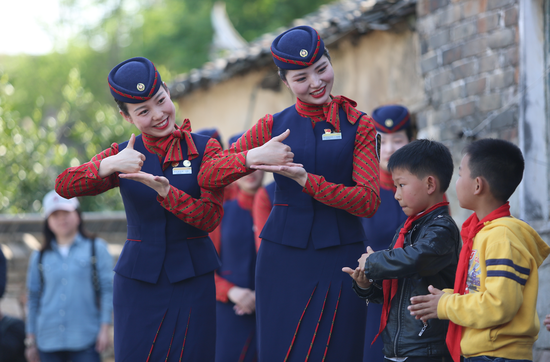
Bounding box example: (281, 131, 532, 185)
(408, 138, 550, 362)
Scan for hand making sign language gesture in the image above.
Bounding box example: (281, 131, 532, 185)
(246, 129, 307, 186)
(98, 133, 145, 176)
(97, 133, 171, 197)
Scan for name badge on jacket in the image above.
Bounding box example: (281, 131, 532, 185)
(172, 160, 192, 175)
(322, 129, 342, 141)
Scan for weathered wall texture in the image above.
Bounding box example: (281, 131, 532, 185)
(176, 24, 426, 147)
(416, 0, 522, 224)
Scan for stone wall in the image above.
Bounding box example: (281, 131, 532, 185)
(415, 0, 522, 224)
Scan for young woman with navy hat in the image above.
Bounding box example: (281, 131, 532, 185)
(199, 26, 381, 361)
(55, 57, 224, 361)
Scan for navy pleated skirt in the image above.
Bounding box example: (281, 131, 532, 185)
(215, 302, 257, 362)
(113, 269, 216, 362)
(255, 239, 366, 362)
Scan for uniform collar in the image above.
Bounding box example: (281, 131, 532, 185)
(142, 119, 199, 170)
(295, 95, 362, 132)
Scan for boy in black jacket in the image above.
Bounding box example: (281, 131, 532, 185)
(343, 139, 460, 361)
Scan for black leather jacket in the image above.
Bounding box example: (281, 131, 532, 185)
(353, 206, 460, 358)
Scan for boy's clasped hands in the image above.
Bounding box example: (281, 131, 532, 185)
(342, 246, 376, 289)
(342, 246, 445, 323)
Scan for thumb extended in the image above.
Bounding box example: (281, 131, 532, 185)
(272, 129, 290, 142)
(127, 133, 136, 149)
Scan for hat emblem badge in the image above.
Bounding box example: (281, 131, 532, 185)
(385, 119, 394, 127)
(137, 83, 145, 92)
(299, 49, 308, 58)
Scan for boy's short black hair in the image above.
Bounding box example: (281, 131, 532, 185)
(115, 82, 169, 116)
(464, 138, 524, 202)
(388, 139, 454, 193)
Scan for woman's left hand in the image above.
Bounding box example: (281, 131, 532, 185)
(250, 164, 308, 187)
(95, 324, 111, 353)
(118, 171, 171, 198)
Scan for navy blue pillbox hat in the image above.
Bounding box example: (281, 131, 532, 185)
(195, 127, 222, 145)
(271, 25, 325, 70)
(371, 105, 411, 134)
(108, 57, 162, 104)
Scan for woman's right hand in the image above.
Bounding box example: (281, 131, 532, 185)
(98, 134, 146, 177)
(245, 129, 300, 168)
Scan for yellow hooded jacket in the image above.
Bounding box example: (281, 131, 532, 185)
(437, 216, 550, 360)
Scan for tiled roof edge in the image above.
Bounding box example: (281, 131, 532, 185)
(170, 0, 417, 98)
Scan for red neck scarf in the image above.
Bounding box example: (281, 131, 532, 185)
(142, 119, 198, 170)
(296, 95, 363, 131)
(379, 168, 394, 191)
(373, 201, 450, 344)
(446, 202, 511, 362)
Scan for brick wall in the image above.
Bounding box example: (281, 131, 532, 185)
(415, 0, 521, 224)
(416, 0, 519, 148)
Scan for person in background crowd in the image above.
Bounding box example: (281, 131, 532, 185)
(195, 127, 223, 149)
(252, 181, 276, 251)
(196, 127, 240, 201)
(55, 57, 224, 361)
(25, 191, 113, 362)
(0, 247, 26, 362)
(211, 133, 264, 362)
(198, 25, 381, 361)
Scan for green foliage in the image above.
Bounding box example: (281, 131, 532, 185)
(226, 0, 336, 41)
(0, 0, 334, 214)
(0, 65, 132, 214)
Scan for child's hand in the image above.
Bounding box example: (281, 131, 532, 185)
(544, 314, 550, 331)
(342, 266, 372, 289)
(408, 285, 444, 322)
(357, 246, 375, 267)
(342, 247, 376, 289)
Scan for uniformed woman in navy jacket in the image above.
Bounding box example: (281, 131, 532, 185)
(199, 26, 381, 361)
(56, 57, 224, 361)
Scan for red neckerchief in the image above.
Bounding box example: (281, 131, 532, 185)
(296, 95, 363, 132)
(373, 201, 450, 344)
(142, 119, 198, 170)
(446, 202, 511, 362)
(379, 168, 394, 191)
